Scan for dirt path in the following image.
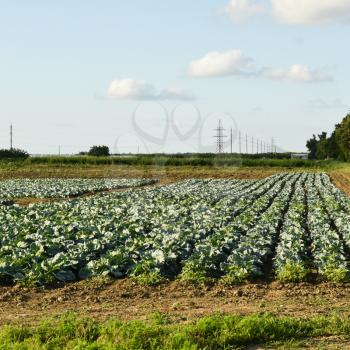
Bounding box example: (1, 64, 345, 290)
(0, 165, 281, 182)
(330, 171, 350, 196)
(1, 280, 350, 326)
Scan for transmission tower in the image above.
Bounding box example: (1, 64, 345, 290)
(213, 120, 227, 154)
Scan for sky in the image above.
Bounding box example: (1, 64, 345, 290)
(0, 0, 349, 154)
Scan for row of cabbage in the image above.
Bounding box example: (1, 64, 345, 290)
(0, 178, 156, 200)
(0, 173, 349, 285)
(272, 173, 350, 282)
(199, 172, 350, 284)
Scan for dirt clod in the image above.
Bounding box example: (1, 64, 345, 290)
(1, 280, 350, 326)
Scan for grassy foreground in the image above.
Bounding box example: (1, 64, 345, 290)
(1, 312, 350, 349)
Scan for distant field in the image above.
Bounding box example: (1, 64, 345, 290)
(1, 156, 348, 181)
(9, 154, 347, 168)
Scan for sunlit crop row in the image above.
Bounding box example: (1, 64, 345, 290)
(0, 178, 156, 200)
(0, 173, 349, 285)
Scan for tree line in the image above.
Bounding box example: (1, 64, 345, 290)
(306, 113, 350, 161)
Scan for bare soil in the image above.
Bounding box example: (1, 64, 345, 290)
(1, 280, 350, 326)
(330, 170, 350, 196)
(0, 164, 281, 182)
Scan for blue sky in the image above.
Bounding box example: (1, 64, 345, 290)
(0, 0, 349, 154)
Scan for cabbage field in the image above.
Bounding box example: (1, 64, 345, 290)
(0, 178, 156, 201)
(0, 173, 349, 285)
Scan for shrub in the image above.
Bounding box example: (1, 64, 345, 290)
(88, 145, 110, 157)
(0, 148, 29, 159)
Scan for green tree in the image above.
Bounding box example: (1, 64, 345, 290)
(306, 135, 318, 159)
(335, 114, 350, 161)
(316, 132, 328, 160)
(326, 128, 340, 159)
(88, 145, 110, 157)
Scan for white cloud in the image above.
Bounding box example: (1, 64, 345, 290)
(188, 50, 254, 77)
(262, 64, 333, 82)
(224, 0, 350, 25)
(224, 0, 265, 22)
(108, 79, 195, 101)
(108, 79, 155, 100)
(188, 50, 333, 83)
(271, 0, 350, 25)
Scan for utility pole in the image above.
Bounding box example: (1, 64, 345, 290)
(251, 136, 254, 154)
(10, 124, 13, 150)
(245, 134, 248, 154)
(230, 128, 233, 154)
(58, 145, 61, 156)
(256, 139, 259, 154)
(270, 138, 273, 154)
(239, 131, 242, 154)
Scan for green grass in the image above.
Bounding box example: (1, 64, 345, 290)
(1, 312, 350, 349)
(0, 154, 347, 169)
(130, 271, 166, 286)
